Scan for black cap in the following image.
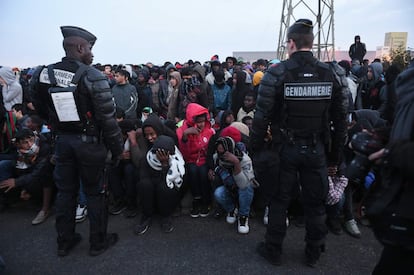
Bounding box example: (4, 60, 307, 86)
(287, 19, 313, 36)
(60, 26, 97, 46)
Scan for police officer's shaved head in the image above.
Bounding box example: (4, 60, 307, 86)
(287, 19, 314, 50)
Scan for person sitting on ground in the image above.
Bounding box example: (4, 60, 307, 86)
(236, 92, 256, 122)
(11, 103, 31, 130)
(0, 129, 54, 225)
(130, 114, 183, 234)
(212, 128, 256, 234)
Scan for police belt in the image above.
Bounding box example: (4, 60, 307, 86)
(281, 129, 321, 145)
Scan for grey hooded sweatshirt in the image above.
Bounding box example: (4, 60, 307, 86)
(0, 66, 22, 111)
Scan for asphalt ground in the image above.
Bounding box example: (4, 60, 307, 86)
(0, 200, 382, 275)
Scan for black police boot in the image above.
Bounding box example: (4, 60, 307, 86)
(305, 244, 325, 267)
(57, 233, 82, 257)
(89, 233, 119, 256)
(257, 241, 282, 266)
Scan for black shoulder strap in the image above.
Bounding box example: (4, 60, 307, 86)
(47, 64, 57, 85)
(71, 63, 89, 85)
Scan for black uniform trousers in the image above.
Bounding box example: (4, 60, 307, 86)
(54, 134, 108, 246)
(265, 139, 329, 248)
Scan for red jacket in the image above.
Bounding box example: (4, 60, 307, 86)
(176, 103, 215, 166)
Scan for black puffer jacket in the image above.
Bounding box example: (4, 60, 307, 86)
(251, 51, 348, 164)
(31, 57, 123, 157)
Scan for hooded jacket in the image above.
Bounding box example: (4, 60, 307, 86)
(167, 71, 182, 120)
(0, 67, 23, 111)
(362, 62, 385, 110)
(130, 113, 177, 168)
(176, 103, 215, 166)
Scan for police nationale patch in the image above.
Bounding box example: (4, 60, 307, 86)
(284, 82, 332, 100)
(39, 68, 75, 88)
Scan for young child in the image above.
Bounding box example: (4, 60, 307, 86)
(236, 92, 256, 122)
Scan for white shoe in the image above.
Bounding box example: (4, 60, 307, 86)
(263, 206, 269, 225)
(32, 210, 50, 225)
(75, 205, 87, 223)
(344, 219, 361, 238)
(238, 216, 249, 234)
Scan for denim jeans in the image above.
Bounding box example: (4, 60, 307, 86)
(214, 184, 254, 217)
(78, 181, 87, 206)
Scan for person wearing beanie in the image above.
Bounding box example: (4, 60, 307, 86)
(129, 114, 181, 235)
(349, 35, 367, 64)
(253, 18, 348, 267)
(0, 67, 22, 111)
(212, 135, 256, 234)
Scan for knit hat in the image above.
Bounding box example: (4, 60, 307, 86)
(252, 71, 264, 86)
(230, 121, 250, 137)
(220, 126, 242, 143)
(151, 135, 175, 155)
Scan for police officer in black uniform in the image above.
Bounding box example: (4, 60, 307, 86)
(252, 19, 348, 267)
(31, 26, 123, 256)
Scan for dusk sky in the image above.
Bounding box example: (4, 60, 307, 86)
(1, 0, 413, 67)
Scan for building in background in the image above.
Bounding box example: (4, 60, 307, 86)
(376, 32, 408, 61)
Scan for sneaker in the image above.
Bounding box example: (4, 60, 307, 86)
(109, 200, 127, 215)
(190, 200, 201, 218)
(200, 204, 210, 217)
(160, 217, 174, 233)
(327, 217, 342, 235)
(256, 241, 282, 266)
(89, 233, 119, 256)
(123, 206, 138, 218)
(32, 210, 50, 225)
(226, 209, 237, 224)
(305, 244, 325, 267)
(75, 205, 87, 223)
(57, 233, 82, 257)
(263, 206, 269, 225)
(344, 219, 361, 238)
(134, 216, 152, 235)
(238, 216, 249, 234)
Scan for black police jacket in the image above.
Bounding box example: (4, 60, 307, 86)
(30, 57, 123, 157)
(250, 51, 348, 165)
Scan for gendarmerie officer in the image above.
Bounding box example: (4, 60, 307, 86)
(31, 26, 123, 256)
(252, 19, 348, 267)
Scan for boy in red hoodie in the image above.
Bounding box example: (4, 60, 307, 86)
(176, 103, 215, 217)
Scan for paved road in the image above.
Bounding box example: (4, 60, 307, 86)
(0, 200, 382, 275)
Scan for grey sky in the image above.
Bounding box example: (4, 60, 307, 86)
(1, 0, 413, 67)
